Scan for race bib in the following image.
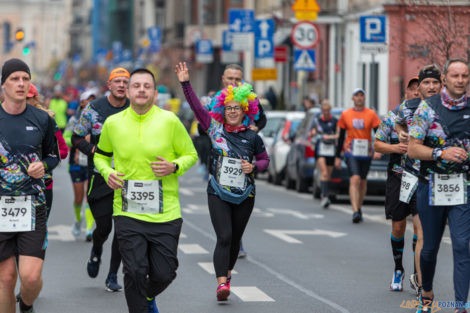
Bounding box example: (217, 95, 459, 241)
(0, 196, 34, 232)
(218, 157, 246, 189)
(352, 139, 369, 157)
(319, 142, 335, 157)
(430, 173, 466, 206)
(399, 171, 418, 203)
(77, 151, 88, 167)
(122, 180, 162, 214)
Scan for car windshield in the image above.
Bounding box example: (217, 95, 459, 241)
(262, 117, 283, 138)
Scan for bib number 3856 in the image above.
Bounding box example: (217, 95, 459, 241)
(430, 173, 466, 206)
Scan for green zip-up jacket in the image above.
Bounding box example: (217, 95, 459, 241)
(94, 105, 198, 223)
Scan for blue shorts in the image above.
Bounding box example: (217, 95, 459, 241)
(69, 165, 88, 183)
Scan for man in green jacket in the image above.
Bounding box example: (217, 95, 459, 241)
(94, 68, 198, 313)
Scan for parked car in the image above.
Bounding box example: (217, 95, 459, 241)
(259, 111, 287, 153)
(267, 112, 305, 185)
(312, 147, 389, 199)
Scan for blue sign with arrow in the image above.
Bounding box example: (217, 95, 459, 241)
(254, 19, 274, 59)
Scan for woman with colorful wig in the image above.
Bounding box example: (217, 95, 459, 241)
(175, 62, 269, 301)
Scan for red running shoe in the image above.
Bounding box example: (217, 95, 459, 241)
(216, 283, 230, 301)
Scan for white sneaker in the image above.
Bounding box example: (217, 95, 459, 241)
(390, 270, 404, 291)
(320, 197, 330, 209)
(409, 273, 420, 296)
(72, 220, 82, 237)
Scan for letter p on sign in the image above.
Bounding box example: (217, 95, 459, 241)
(360, 15, 386, 43)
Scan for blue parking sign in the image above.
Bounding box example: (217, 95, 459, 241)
(254, 19, 274, 59)
(229, 9, 254, 33)
(360, 16, 386, 43)
(222, 31, 234, 52)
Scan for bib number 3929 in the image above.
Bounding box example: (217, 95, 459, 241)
(218, 157, 246, 189)
(0, 196, 34, 232)
(430, 173, 466, 206)
(122, 180, 162, 214)
(399, 171, 418, 204)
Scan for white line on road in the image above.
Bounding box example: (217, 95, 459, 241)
(230, 286, 275, 302)
(179, 188, 194, 196)
(48, 224, 75, 242)
(267, 208, 323, 220)
(198, 262, 238, 275)
(264, 229, 347, 244)
(183, 219, 350, 313)
(178, 244, 209, 254)
(180, 232, 187, 238)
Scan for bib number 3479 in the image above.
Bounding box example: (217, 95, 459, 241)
(430, 173, 466, 206)
(0, 196, 34, 232)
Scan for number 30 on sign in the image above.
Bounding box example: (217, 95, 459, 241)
(291, 21, 320, 50)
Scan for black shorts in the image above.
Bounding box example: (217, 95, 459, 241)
(385, 171, 418, 221)
(345, 157, 371, 179)
(0, 202, 48, 262)
(69, 166, 88, 183)
(317, 157, 335, 166)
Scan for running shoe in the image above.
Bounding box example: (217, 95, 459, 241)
(147, 298, 159, 313)
(105, 272, 122, 292)
(85, 230, 93, 242)
(72, 220, 82, 237)
(238, 247, 247, 258)
(18, 296, 35, 313)
(352, 211, 361, 223)
(390, 270, 404, 291)
(321, 197, 330, 209)
(358, 208, 363, 221)
(19, 306, 35, 313)
(87, 249, 101, 278)
(416, 295, 433, 313)
(226, 275, 232, 288)
(410, 273, 420, 295)
(216, 283, 230, 301)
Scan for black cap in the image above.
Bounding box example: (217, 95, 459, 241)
(1, 58, 31, 86)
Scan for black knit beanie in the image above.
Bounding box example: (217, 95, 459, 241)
(1, 58, 31, 86)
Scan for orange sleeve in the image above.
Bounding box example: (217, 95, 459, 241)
(371, 111, 381, 128)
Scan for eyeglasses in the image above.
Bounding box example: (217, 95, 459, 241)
(225, 106, 242, 112)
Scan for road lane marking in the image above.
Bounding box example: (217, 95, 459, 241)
(198, 262, 238, 275)
(267, 208, 323, 220)
(178, 244, 209, 254)
(48, 224, 75, 242)
(180, 232, 187, 238)
(183, 219, 351, 313)
(264, 229, 347, 244)
(179, 188, 194, 196)
(231, 287, 275, 302)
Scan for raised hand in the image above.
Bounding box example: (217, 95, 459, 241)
(175, 62, 190, 82)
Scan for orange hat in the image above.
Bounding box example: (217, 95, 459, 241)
(108, 67, 130, 81)
(27, 83, 38, 98)
(407, 76, 419, 88)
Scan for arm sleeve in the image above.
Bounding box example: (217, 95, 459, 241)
(254, 104, 267, 131)
(253, 134, 269, 172)
(55, 130, 69, 159)
(372, 112, 382, 128)
(72, 133, 95, 156)
(171, 116, 198, 176)
(180, 81, 212, 131)
(42, 117, 60, 171)
(63, 129, 73, 147)
(72, 105, 96, 155)
(93, 122, 114, 183)
(335, 128, 346, 158)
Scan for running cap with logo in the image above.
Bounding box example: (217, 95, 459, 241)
(407, 76, 419, 88)
(1, 58, 31, 85)
(418, 68, 441, 85)
(108, 67, 130, 81)
(352, 88, 365, 96)
(27, 83, 38, 98)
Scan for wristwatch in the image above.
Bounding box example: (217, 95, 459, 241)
(173, 163, 179, 173)
(432, 148, 443, 161)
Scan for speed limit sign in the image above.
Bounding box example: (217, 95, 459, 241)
(291, 21, 320, 49)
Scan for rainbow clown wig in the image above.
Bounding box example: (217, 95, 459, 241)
(209, 83, 260, 127)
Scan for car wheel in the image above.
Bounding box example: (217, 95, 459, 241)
(267, 172, 273, 183)
(273, 172, 282, 185)
(296, 176, 309, 193)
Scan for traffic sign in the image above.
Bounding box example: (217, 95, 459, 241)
(291, 0, 321, 21)
(147, 26, 162, 52)
(360, 15, 386, 43)
(222, 30, 234, 52)
(229, 9, 255, 33)
(196, 39, 213, 63)
(294, 49, 316, 71)
(252, 68, 277, 81)
(291, 21, 320, 50)
(255, 19, 274, 63)
(274, 46, 288, 63)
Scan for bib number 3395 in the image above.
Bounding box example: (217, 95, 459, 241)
(0, 196, 34, 232)
(430, 173, 466, 206)
(122, 180, 162, 214)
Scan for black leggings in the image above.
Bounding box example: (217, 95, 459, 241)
(208, 194, 254, 277)
(92, 213, 121, 274)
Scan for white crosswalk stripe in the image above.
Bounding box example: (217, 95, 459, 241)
(198, 262, 238, 275)
(178, 243, 209, 254)
(230, 286, 275, 302)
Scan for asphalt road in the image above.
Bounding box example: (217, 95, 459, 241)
(25, 163, 456, 313)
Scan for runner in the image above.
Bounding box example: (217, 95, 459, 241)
(311, 99, 338, 208)
(63, 90, 97, 241)
(334, 88, 381, 223)
(395, 65, 443, 298)
(94, 68, 197, 313)
(48, 86, 68, 132)
(408, 58, 470, 313)
(0, 58, 59, 313)
(175, 62, 270, 301)
(374, 77, 422, 292)
(72, 68, 130, 292)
